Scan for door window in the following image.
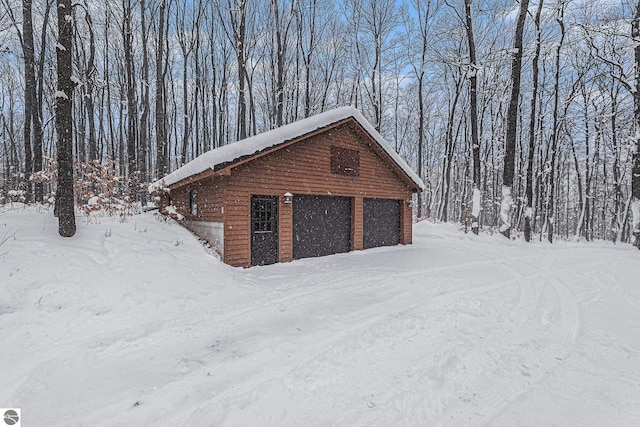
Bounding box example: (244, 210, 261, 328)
(252, 196, 276, 233)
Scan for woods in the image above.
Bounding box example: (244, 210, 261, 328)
(0, 0, 639, 245)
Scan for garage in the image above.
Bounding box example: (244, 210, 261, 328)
(154, 106, 424, 267)
(293, 195, 352, 260)
(363, 198, 401, 249)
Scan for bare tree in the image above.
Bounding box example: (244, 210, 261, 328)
(524, 0, 544, 242)
(463, 0, 481, 234)
(75, 0, 98, 164)
(439, 61, 465, 223)
(346, 0, 400, 132)
(156, 0, 169, 178)
(175, 0, 197, 165)
(270, 0, 296, 128)
(2, 0, 43, 201)
(632, 0, 640, 248)
(122, 0, 138, 196)
(56, 0, 76, 237)
(500, 0, 529, 238)
(22, 0, 36, 201)
(297, 0, 319, 118)
(218, 0, 249, 141)
(139, 0, 150, 180)
(546, 1, 566, 243)
(403, 0, 440, 219)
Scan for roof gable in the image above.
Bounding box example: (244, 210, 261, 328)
(151, 106, 424, 191)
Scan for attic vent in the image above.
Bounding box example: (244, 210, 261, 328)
(330, 146, 360, 177)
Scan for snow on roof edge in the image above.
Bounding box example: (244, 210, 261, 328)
(150, 106, 425, 192)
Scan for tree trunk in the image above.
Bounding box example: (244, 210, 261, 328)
(79, 1, 98, 164)
(547, 4, 566, 243)
(464, 0, 481, 235)
(439, 70, 463, 223)
(417, 71, 425, 218)
(500, 0, 529, 239)
(583, 94, 592, 241)
(123, 0, 138, 198)
(139, 0, 150, 181)
(524, 0, 544, 242)
(180, 46, 190, 165)
(56, 0, 76, 237)
(230, 0, 249, 141)
(611, 82, 622, 243)
(271, 0, 293, 128)
(632, 0, 640, 248)
(156, 0, 168, 179)
(300, 0, 318, 118)
(22, 0, 37, 202)
(569, 132, 584, 238)
(104, 4, 117, 167)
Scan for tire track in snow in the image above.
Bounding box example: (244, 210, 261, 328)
(449, 258, 583, 427)
(133, 269, 529, 425)
(84, 254, 536, 357)
(85, 252, 557, 424)
(180, 253, 540, 347)
(188, 273, 534, 420)
(548, 275, 582, 360)
(70, 267, 386, 357)
(64, 244, 580, 425)
(503, 256, 555, 325)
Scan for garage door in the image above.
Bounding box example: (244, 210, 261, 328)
(293, 195, 352, 260)
(363, 198, 401, 249)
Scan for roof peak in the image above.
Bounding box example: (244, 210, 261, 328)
(151, 106, 424, 192)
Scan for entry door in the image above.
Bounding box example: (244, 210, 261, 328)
(363, 198, 401, 249)
(251, 195, 278, 266)
(293, 195, 352, 260)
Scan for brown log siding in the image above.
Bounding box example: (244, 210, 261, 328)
(169, 176, 225, 222)
(169, 120, 415, 267)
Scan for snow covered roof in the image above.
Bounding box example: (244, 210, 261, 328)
(151, 106, 425, 191)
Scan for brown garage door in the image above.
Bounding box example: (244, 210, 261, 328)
(363, 198, 401, 249)
(293, 195, 352, 260)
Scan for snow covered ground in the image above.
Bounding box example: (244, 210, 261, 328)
(2, 204, 640, 426)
